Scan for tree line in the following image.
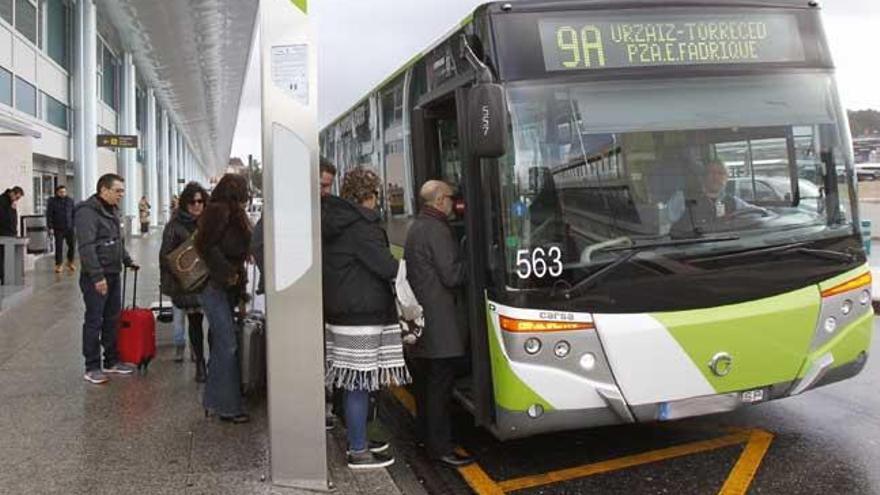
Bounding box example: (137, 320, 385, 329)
(849, 109, 880, 137)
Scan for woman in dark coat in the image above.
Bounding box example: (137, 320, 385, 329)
(159, 181, 209, 382)
(195, 174, 252, 423)
(323, 167, 410, 470)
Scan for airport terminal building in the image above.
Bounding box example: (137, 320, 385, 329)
(0, 0, 213, 236)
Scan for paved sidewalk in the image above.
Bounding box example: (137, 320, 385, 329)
(0, 233, 403, 495)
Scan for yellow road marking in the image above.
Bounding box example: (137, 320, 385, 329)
(390, 386, 417, 416)
(390, 387, 507, 494)
(718, 429, 774, 495)
(497, 431, 751, 492)
(387, 387, 772, 495)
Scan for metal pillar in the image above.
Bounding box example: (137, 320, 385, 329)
(159, 109, 170, 222)
(74, 0, 97, 201)
(121, 52, 137, 227)
(146, 89, 158, 224)
(170, 127, 179, 196)
(160, 110, 171, 219)
(260, 0, 326, 489)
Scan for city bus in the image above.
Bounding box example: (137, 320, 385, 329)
(320, 0, 873, 440)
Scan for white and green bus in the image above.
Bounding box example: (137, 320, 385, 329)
(320, 0, 872, 440)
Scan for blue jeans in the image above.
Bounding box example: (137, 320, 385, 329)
(80, 272, 122, 372)
(345, 389, 370, 452)
(199, 283, 244, 416)
(172, 306, 186, 347)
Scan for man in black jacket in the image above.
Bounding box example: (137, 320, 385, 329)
(404, 180, 473, 467)
(47, 185, 76, 273)
(0, 186, 24, 284)
(76, 174, 138, 384)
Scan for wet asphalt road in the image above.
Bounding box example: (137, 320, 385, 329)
(380, 318, 880, 495)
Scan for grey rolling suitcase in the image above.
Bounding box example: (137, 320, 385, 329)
(239, 264, 266, 395)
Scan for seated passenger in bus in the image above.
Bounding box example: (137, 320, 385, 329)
(670, 160, 760, 236)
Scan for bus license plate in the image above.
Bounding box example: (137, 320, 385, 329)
(741, 389, 765, 403)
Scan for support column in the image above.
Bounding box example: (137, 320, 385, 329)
(160, 110, 170, 220)
(73, 0, 97, 201)
(170, 127, 179, 196)
(121, 53, 137, 230)
(146, 90, 158, 225)
(260, 0, 326, 488)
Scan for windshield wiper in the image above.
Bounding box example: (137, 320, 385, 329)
(561, 234, 740, 298)
(700, 242, 855, 264)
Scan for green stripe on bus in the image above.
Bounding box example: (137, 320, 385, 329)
(289, 0, 307, 14)
(486, 307, 554, 412)
(654, 286, 820, 393)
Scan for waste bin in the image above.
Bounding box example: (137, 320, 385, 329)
(20, 215, 49, 254)
(861, 219, 872, 255)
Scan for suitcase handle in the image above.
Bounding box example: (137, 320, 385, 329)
(122, 266, 139, 309)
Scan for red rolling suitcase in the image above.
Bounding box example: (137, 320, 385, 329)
(118, 267, 156, 373)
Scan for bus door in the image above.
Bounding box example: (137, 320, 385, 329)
(411, 88, 495, 427)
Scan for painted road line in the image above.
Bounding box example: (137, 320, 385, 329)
(390, 386, 417, 416)
(390, 387, 506, 495)
(455, 448, 506, 495)
(496, 430, 752, 492)
(718, 429, 774, 495)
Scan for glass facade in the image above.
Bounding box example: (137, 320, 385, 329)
(98, 43, 118, 110)
(43, 92, 67, 130)
(0, 0, 11, 25)
(0, 65, 11, 106)
(15, 76, 36, 116)
(14, 0, 36, 45)
(46, 0, 69, 69)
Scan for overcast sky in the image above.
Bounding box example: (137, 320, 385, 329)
(230, 0, 880, 161)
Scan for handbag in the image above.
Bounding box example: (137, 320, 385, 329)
(165, 233, 209, 293)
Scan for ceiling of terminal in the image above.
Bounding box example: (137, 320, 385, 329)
(97, 0, 258, 176)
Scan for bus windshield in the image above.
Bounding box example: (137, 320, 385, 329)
(499, 71, 856, 290)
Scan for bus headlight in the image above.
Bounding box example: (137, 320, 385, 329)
(579, 353, 596, 370)
(527, 403, 544, 418)
(860, 290, 871, 305)
(554, 341, 571, 358)
(841, 299, 853, 316)
(524, 338, 542, 355)
(824, 316, 838, 334)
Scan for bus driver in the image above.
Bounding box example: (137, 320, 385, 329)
(671, 159, 761, 236)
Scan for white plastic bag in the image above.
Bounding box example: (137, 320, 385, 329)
(394, 260, 424, 344)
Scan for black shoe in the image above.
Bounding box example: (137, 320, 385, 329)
(195, 360, 207, 383)
(219, 413, 251, 424)
(325, 416, 335, 430)
(347, 451, 394, 470)
(435, 453, 474, 467)
(347, 440, 389, 454)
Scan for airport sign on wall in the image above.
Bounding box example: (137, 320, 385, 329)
(97, 135, 138, 148)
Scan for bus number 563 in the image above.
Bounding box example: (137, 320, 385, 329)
(516, 247, 564, 279)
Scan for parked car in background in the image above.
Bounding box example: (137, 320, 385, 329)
(856, 163, 880, 181)
(727, 177, 822, 212)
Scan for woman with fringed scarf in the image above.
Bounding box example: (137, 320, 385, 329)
(322, 167, 411, 470)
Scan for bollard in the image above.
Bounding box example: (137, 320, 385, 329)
(861, 219, 872, 255)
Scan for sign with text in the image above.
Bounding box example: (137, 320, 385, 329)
(97, 134, 138, 148)
(539, 13, 806, 71)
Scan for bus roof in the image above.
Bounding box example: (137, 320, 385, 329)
(322, 0, 820, 132)
(322, 8, 481, 131)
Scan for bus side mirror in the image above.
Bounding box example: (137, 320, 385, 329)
(467, 83, 508, 159)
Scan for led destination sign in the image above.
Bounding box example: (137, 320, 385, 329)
(539, 13, 806, 71)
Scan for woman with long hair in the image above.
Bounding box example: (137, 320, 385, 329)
(323, 167, 411, 469)
(195, 173, 252, 423)
(159, 181, 210, 382)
